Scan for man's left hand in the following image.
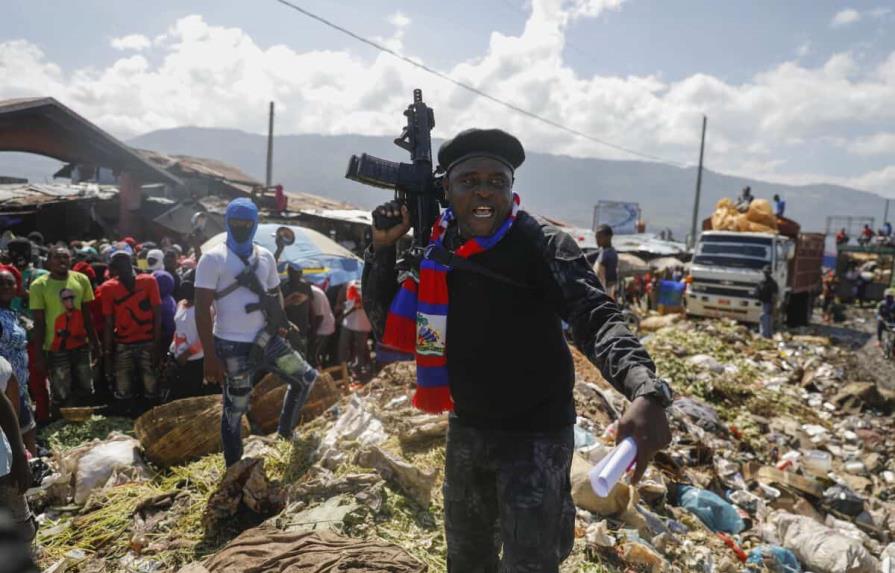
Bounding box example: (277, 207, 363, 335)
(11, 452, 32, 494)
(616, 396, 672, 484)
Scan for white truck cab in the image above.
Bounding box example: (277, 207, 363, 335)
(687, 231, 793, 324)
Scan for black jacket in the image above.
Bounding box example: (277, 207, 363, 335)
(755, 276, 779, 304)
(362, 211, 659, 430)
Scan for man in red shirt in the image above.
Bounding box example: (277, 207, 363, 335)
(102, 252, 162, 415)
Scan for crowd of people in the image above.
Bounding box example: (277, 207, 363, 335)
(0, 211, 384, 543)
(836, 222, 893, 247)
(0, 226, 374, 427)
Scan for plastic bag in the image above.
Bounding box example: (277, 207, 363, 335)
(672, 484, 745, 534)
(74, 436, 147, 504)
(317, 396, 387, 467)
(822, 484, 865, 517)
(747, 545, 801, 573)
(771, 510, 878, 573)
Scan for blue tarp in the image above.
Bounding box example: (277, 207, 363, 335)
(202, 223, 363, 288)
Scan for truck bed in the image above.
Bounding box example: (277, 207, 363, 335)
(790, 233, 824, 294)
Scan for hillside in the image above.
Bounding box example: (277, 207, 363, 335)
(0, 128, 884, 237)
(129, 128, 886, 237)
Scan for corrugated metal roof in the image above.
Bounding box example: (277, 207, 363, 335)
(0, 182, 118, 209)
(0, 97, 181, 186)
(298, 209, 372, 226)
(137, 149, 260, 186)
(286, 192, 355, 211)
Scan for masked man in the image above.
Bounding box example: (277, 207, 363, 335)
(195, 198, 317, 467)
(363, 128, 672, 572)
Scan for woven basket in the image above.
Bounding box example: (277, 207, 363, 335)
(60, 406, 98, 423)
(248, 371, 340, 435)
(134, 395, 248, 468)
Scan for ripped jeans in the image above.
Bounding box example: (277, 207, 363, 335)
(214, 335, 317, 467)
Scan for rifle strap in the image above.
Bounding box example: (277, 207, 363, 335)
(214, 246, 261, 301)
(425, 244, 534, 290)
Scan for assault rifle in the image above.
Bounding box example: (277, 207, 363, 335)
(345, 89, 445, 260)
(216, 258, 291, 363)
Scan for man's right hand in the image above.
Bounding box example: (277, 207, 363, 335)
(372, 201, 411, 251)
(204, 353, 226, 386)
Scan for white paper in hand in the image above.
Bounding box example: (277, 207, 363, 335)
(588, 437, 637, 497)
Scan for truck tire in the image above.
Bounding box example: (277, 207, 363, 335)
(786, 292, 811, 327)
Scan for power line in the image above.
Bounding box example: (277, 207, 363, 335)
(272, 0, 689, 167)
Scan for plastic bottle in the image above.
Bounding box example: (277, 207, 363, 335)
(801, 449, 832, 477)
(844, 461, 866, 474)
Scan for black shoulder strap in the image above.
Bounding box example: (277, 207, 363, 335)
(215, 245, 261, 300)
(426, 244, 533, 290)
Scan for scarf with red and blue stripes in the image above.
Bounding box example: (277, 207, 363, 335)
(382, 193, 521, 413)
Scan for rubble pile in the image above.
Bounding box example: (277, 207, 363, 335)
(30, 316, 895, 572)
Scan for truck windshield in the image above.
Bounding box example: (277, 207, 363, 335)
(693, 238, 771, 269)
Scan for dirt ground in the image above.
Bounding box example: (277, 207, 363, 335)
(806, 305, 895, 391)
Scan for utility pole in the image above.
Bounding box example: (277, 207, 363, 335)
(265, 101, 275, 189)
(689, 115, 707, 249)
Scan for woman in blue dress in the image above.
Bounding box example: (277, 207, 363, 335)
(0, 268, 37, 455)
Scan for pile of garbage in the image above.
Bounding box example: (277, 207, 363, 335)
(29, 315, 895, 572)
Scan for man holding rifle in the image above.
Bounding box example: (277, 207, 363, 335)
(361, 127, 673, 572)
(195, 198, 318, 467)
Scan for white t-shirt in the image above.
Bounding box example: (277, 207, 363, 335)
(195, 243, 280, 343)
(170, 302, 204, 361)
(0, 357, 12, 477)
(0, 355, 10, 393)
(310, 285, 335, 336)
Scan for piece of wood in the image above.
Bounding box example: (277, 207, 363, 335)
(752, 465, 824, 498)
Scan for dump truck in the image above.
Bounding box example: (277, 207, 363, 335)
(687, 216, 824, 326)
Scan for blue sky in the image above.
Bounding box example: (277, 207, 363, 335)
(2, 0, 895, 195)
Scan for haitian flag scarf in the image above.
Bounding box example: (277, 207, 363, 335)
(382, 193, 521, 413)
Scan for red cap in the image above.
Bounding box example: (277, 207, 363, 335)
(0, 264, 22, 295)
(122, 236, 136, 246)
(73, 261, 96, 280)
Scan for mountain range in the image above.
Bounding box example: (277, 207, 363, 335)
(1, 127, 885, 239)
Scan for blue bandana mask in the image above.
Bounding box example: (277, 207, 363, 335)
(225, 198, 259, 258)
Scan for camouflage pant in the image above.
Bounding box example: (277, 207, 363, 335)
(214, 335, 317, 467)
(47, 346, 93, 409)
(443, 420, 575, 573)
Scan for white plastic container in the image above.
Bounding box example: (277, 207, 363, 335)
(801, 449, 832, 477)
(844, 461, 866, 475)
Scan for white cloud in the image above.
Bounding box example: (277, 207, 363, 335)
(831, 8, 861, 27)
(387, 12, 411, 29)
(110, 33, 151, 51)
(846, 133, 895, 155)
(796, 41, 811, 58)
(847, 165, 895, 195)
(2, 1, 895, 196)
(376, 11, 411, 53)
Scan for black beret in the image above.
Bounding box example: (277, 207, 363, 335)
(438, 128, 525, 173)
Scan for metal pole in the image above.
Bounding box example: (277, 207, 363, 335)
(689, 115, 707, 249)
(884, 199, 890, 225)
(265, 101, 274, 189)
